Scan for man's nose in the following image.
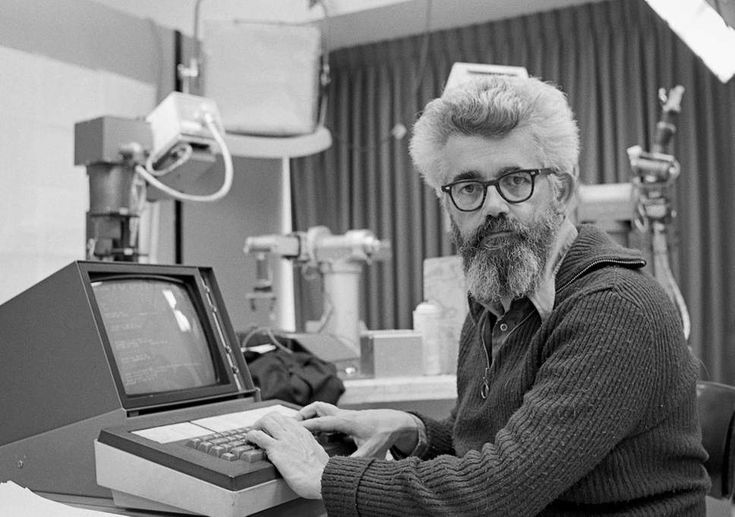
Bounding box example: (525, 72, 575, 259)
(480, 186, 510, 218)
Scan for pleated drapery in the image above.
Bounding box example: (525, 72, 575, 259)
(291, 0, 735, 383)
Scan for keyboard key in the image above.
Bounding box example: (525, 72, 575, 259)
(209, 445, 226, 457)
(239, 449, 265, 462)
(230, 445, 255, 456)
(196, 441, 213, 453)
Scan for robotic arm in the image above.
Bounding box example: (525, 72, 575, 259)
(576, 86, 690, 340)
(244, 226, 391, 356)
(74, 92, 233, 261)
(627, 86, 690, 339)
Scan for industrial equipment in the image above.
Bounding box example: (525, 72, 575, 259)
(578, 86, 690, 339)
(74, 92, 233, 261)
(627, 86, 690, 339)
(244, 226, 391, 361)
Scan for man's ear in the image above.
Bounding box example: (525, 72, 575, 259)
(556, 169, 577, 205)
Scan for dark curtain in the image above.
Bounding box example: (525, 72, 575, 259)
(291, 0, 735, 384)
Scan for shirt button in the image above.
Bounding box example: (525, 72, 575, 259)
(499, 323, 508, 332)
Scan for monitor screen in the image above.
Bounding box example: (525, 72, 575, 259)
(91, 277, 218, 396)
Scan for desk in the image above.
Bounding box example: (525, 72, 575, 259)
(340, 375, 457, 419)
(42, 491, 326, 517)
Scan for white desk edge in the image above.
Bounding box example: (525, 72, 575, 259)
(340, 374, 457, 405)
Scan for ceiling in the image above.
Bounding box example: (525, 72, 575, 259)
(89, 0, 608, 49)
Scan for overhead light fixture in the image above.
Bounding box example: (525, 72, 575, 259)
(704, 0, 735, 28)
(645, 0, 735, 83)
(443, 63, 528, 95)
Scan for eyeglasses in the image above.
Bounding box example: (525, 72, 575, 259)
(440, 168, 554, 212)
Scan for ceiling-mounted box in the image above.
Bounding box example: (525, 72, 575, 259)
(204, 20, 322, 137)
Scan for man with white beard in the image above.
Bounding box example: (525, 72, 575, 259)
(245, 76, 710, 516)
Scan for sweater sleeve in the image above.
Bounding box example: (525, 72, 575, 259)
(320, 282, 687, 516)
(411, 406, 457, 459)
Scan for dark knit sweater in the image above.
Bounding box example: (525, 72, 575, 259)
(322, 225, 710, 516)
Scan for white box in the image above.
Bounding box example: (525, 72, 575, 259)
(203, 21, 322, 136)
(360, 330, 423, 378)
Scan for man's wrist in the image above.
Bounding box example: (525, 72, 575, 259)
(392, 413, 427, 457)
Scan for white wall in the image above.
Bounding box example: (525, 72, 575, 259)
(0, 42, 157, 305)
(0, 0, 173, 304)
(0, 47, 156, 303)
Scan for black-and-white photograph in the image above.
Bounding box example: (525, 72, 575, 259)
(1, 1, 734, 515)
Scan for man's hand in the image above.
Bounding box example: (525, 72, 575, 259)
(298, 402, 419, 459)
(245, 412, 328, 500)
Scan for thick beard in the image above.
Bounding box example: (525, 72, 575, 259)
(452, 206, 564, 305)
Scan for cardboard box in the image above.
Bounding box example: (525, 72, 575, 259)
(360, 330, 423, 378)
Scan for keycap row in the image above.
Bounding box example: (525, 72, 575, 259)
(186, 429, 265, 462)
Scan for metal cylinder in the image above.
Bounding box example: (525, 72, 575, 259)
(86, 163, 142, 260)
(87, 163, 139, 216)
(320, 260, 363, 355)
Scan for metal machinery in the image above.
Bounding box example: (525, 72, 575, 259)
(626, 86, 690, 339)
(74, 92, 233, 261)
(244, 226, 391, 358)
(578, 86, 690, 339)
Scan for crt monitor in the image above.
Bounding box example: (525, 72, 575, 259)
(0, 260, 257, 498)
(94, 275, 220, 396)
(84, 263, 253, 411)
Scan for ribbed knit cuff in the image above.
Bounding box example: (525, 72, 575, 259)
(322, 456, 374, 517)
(389, 413, 428, 459)
(415, 414, 454, 458)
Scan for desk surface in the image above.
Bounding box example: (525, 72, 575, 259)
(340, 375, 456, 405)
(45, 492, 326, 517)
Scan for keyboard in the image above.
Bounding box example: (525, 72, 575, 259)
(96, 400, 355, 492)
(185, 426, 349, 465)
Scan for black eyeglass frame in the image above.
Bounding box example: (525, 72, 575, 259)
(440, 168, 555, 212)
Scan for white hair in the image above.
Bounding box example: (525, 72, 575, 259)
(409, 76, 580, 195)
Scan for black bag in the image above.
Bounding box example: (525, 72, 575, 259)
(239, 328, 345, 406)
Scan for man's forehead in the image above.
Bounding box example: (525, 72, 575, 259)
(440, 131, 543, 181)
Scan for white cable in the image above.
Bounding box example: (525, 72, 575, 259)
(146, 142, 193, 177)
(652, 223, 691, 340)
(135, 112, 234, 202)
